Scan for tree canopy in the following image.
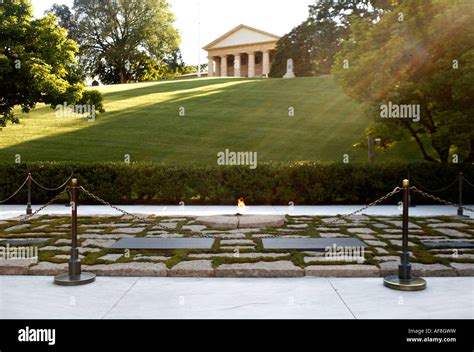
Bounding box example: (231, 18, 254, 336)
(332, 0, 474, 162)
(0, 0, 90, 126)
(49, 0, 181, 84)
(270, 0, 392, 78)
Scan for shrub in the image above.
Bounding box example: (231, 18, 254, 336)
(0, 162, 472, 206)
(79, 90, 105, 114)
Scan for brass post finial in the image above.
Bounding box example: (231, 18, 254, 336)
(403, 179, 410, 188)
(71, 178, 78, 187)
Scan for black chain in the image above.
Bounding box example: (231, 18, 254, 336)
(14, 187, 71, 224)
(30, 173, 74, 192)
(322, 186, 403, 226)
(0, 177, 29, 204)
(411, 186, 474, 213)
(462, 176, 474, 189)
(410, 174, 459, 194)
(79, 186, 407, 239)
(78, 186, 218, 239)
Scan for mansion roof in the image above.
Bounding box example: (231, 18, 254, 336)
(203, 24, 280, 51)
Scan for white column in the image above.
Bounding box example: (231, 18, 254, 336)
(248, 52, 255, 78)
(262, 51, 270, 77)
(208, 57, 214, 77)
(215, 59, 220, 77)
(220, 55, 228, 77)
(234, 53, 241, 77)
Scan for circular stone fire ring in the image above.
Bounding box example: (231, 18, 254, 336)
(195, 215, 286, 229)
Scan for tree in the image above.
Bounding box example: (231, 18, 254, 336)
(58, 0, 181, 84)
(93, 48, 185, 83)
(46, 4, 77, 39)
(333, 0, 474, 163)
(0, 0, 98, 127)
(270, 0, 392, 78)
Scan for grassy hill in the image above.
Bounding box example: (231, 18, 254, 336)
(0, 76, 421, 164)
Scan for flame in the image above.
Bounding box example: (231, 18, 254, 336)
(238, 198, 246, 207)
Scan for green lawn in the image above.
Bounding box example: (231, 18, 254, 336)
(0, 76, 421, 164)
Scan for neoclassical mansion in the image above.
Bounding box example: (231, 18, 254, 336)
(204, 24, 280, 78)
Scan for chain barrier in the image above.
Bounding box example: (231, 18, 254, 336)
(79, 186, 407, 238)
(322, 186, 403, 226)
(30, 173, 74, 192)
(0, 173, 73, 204)
(410, 186, 474, 213)
(0, 177, 29, 204)
(410, 175, 459, 194)
(462, 175, 474, 189)
(4, 181, 470, 234)
(78, 186, 216, 239)
(14, 187, 71, 224)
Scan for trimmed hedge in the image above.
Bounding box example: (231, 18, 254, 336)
(0, 162, 473, 206)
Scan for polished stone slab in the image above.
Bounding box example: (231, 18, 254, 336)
(110, 238, 215, 250)
(422, 241, 474, 248)
(262, 238, 367, 251)
(0, 238, 49, 245)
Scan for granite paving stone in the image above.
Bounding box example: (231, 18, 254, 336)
(434, 229, 472, 238)
(364, 240, 387, 247)
(81, 239, 117, 248)
(287, 224, 309, 229)
(5, 224, 30, 232)
(428, 223, 469, 228)
(84, 262, 168, 276)
(216, 261, 303, 278)
(98, 254, 123, 262)
(182, 225, 207, 232)
(450, 263, 474, 276)
(319, 233, 348, 238)
(347, 228, 375, 234)
(220, 239, 255, 246)
(169, 260, 214, 277)
(0, 259, 36, 275)
(305, 265, 379, 277)
(111, 227, 146, 234)
(188, 253, 289, 259)
(133, 256, 171, 262)
(28, 262, 68, 275)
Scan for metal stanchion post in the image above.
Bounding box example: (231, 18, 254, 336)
(458, 173, 466, 217)
(384, 179, 427, 291)
(26, 173, 32, 215)
(54, 179, 96, 286)
(407, 171, 415, 208)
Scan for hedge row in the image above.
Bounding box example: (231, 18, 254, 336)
(0, 162, 473, 206)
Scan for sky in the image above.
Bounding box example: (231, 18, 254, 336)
(31, 0, 314, 65)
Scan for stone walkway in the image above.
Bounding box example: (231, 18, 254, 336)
(1, 214, 473, 277)
(0, 276, 471, 319)
(1, 204, 472, 220)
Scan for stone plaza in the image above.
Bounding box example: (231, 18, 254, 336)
(1, 211, 473, 278)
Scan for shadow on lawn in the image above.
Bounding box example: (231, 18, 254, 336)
(0, 78, 265, 162)
(101, 78, 252, 103)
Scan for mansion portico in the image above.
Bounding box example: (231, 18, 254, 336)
(203, 24, 280, 78)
